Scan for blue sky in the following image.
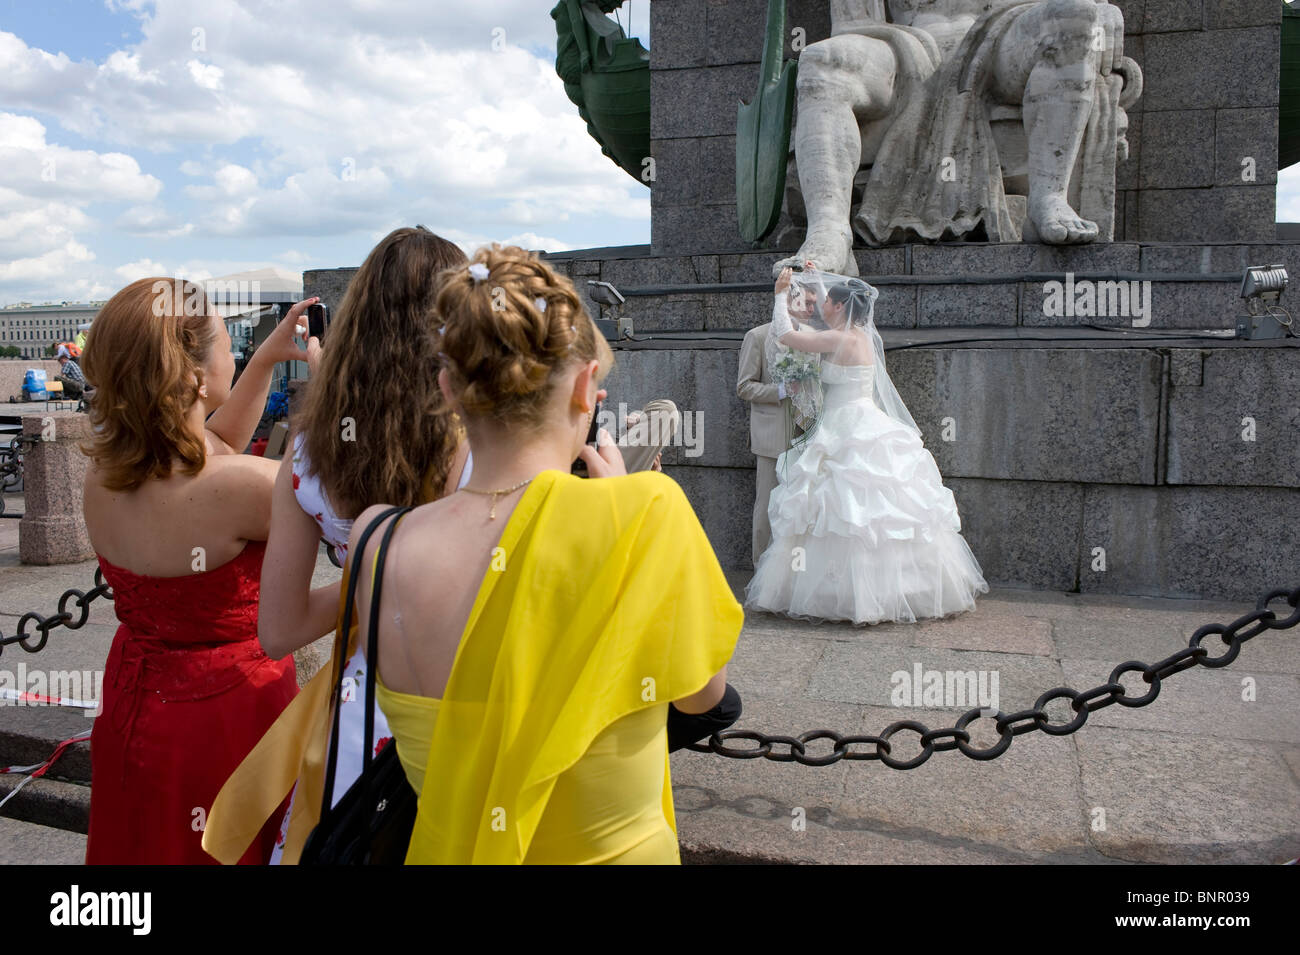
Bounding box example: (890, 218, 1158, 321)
(0, 0, 653, 305)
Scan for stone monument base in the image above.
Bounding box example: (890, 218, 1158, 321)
(305, 240, 1300, 601)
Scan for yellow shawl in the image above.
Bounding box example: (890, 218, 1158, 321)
(203, 467, 741, 864)
(405, 469, 741, 864)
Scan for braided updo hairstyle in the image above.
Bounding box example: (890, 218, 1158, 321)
(435, 245, 614, 429)
(825, 278, 879, 327)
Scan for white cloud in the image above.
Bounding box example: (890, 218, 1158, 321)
(115, 204, 194, 238)
(114, 257, 168, 282)
(0, 2, 654, 300)
(0, 112, 162, 202)
(186, 58, 223, 90)
(0, 114, 168, 301)
(0, 240, 94, 283)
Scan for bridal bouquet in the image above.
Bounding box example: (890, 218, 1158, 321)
(770, 349, 822, 431)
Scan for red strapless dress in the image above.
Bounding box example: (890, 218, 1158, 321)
(86, 539, 297, 865)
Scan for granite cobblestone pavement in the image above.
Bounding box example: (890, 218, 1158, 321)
(2, 491, 1296, 864)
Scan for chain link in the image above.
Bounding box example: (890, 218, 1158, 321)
(686, 583, 1300, 768)
(0, 567, 114, 659)
(0, 434, 37, 517)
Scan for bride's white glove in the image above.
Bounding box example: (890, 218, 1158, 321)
(772, 268, 796, 343)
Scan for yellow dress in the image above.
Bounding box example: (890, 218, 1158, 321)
(398, 468, 741, 865)
(204, 466, 741, 866)
(375, 679, 679, 864)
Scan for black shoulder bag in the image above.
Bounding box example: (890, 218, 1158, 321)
(300, 505, 418, 865)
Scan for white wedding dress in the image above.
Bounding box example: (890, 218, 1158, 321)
(745, 359, 989, 625)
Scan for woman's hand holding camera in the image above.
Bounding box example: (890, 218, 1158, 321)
(254, 297, 318, 369)
(578, 428, 627, 478)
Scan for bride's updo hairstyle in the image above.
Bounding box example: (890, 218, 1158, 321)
(825, 278, 878, 327)
(435, 245, 614, 428)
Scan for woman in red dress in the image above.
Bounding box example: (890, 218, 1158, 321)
(80, 277, 314, 864)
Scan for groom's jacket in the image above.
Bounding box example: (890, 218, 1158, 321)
(737, 322, 800, 459)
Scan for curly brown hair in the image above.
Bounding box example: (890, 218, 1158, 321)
(80, 277, 219, 492)
(294, 226, 468, 519)
(436, 244, 614, 428)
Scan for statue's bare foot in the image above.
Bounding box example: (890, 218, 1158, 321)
(1027, 194, 1099, 245)
(773, 228, 855, 277)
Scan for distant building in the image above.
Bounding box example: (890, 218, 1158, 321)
(0, 269, 305, 380)
(0, 303, 102, 358)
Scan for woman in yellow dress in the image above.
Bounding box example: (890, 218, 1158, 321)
(348, 245, 743, 864)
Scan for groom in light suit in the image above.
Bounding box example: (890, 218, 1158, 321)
(737, 323, 803, 568)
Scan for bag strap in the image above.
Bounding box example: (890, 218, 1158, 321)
(360, 505, 413, 861)
(320, 505, 407, 816)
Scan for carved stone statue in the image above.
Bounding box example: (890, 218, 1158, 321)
(776, 0, 1143, 275)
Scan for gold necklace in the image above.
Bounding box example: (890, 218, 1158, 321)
(459, 476, 535, 519)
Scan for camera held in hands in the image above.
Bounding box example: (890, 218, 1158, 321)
(306, 303, 330, 341)
(571, 399, 603, 477)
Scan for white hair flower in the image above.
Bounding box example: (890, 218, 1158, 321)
(534, 297, 547, 313)
(468, 263, 489, 282)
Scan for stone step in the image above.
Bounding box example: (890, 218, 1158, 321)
(0, 705, 93, 783)
(0, 815, 86, 864)
(0, 774, 89, 834)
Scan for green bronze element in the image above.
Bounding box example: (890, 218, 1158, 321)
(552, 0, 651, 184)
(1282, 1, 1300, 170)
(736, 0, 798, 243)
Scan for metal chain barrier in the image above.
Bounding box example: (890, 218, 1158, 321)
(686, 583, 1300, 768)
(3, 569, 1296, 771)
(0, 434, 36, 518)
(0, 568, 114, 660)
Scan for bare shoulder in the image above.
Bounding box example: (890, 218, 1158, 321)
(348, 503, 397, 556)
(204, 451, 278, 482)
(201, 453, 279, 505)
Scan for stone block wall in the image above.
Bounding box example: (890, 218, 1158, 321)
(545, 240, 1300, 332)
(648, 0, 1282, 254)
(608, 339, 1300, 601)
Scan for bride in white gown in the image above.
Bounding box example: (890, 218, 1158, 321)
(745, 267, 988, 625)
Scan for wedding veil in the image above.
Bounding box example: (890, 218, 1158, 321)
(771, 266, 920, 436)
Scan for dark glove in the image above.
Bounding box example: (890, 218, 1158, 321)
(667, 683, 742, 752)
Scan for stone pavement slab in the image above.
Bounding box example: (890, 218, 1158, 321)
(808, 643, 1064, 712)
(1074, 728, 1300, 864)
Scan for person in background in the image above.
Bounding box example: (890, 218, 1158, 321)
(55, 345, 85, 399)
(202, 226, 471, 865)
(350, 245, 743, 864)
(737, 315, 805, 568)
(79, 277, 313, 864)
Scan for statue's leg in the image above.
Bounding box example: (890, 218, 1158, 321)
(993, 0, 1103, 244)
(774, 35, 896, 277)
